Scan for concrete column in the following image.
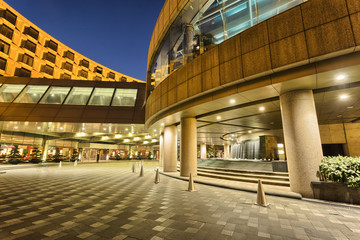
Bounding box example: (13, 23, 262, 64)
(200, 143, 206, 159)
(280, 90, 323, 197)
(183, 24, 194, 63)
(163, 125, 177, 172)
(159, 133, 164, 167)
(41, 136, 49, 161)
(180, 118, 197, 177)
(224, 143, 230, 159)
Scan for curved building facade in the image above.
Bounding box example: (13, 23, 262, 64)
(146, 0, 360, 197)
(0, 0, 142, 83)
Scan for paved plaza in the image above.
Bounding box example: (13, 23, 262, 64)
(1, 162, 360, 240)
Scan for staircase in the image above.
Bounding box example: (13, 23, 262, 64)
(195, 166, 290, 187)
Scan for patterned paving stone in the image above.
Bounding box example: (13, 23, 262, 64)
(0, 162, 360, 240)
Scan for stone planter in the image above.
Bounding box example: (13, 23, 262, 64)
(312, 181, 360, 204)
(272, 160, 288, 172)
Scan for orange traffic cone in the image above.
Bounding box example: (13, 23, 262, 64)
(255, 179, 269, 207)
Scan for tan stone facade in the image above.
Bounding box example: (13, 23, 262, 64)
(0, 0, 142, 83)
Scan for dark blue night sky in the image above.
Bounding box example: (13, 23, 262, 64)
(6, 0, 165, 81)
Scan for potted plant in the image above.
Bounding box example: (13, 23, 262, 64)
(7, 146, 22, 164)
(70, 149, 79, 162)
(29, 147, 42, 163)
(312, 156, 360, 204)
(52, 149, 63, 162)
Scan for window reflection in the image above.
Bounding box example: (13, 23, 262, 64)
(14, 85, 48, 104)
(88, 88, 114, 106)
(40, 86, 70, 104)
(112, 89, 137, 107)
(0, 84, 25, 102)
(64, 87, 93, 105)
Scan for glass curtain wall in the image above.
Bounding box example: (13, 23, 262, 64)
(150, 0, 304, 90)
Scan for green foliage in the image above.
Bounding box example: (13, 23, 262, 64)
(70, 149, 79, 162)
(319, 156, 360, 188)
(7, 147, 22, 164)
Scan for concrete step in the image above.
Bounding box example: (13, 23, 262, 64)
(197, 168, 289, 182)
(197, 171, 290, 187)
(198, 166, 289, 177)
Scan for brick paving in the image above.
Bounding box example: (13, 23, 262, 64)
(0, 161, 360, 240)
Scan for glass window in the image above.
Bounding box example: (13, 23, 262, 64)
(0, 39, 10, 54)
(24, 26, 39, 40)
(0, 56, 6, 70)
(64, 87, 93, 105)
(2, 9, 17, 25)
(19, 53, 34, 67)
(64, 50, 74, 61)
(14, 67, 31, 77)
(46, 40, 58, 52)
(0, 24, 13, 40)
(40, 86, 70, 104)
(112, 89, 137, 107)
(23, 40, 36, 53)
(0, 84, 25, 102)
(88, 88, 114, 106)
(14, 85, 48, 104)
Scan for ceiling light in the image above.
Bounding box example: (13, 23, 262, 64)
(125, 128, 128, 131)
(129, 133, 133, 137)
(347, 106, 354, 109)
(154, 129, 157, 132)
(145, 135, 151, 139)
(37, 126, 41, 130)
(14, 126, 18, 129)
(230, 99, 235, 104)
(259, 107, 265, 111)
(151, 139, 157, 142)
(216, 116, 221, 120)
(340, 94, 349, 100)
(60, 127, 63, 130)
(231, 134, 234, 137)
(103, 128, 106, 130)
(248, 130, 252, 133)
(336, 74, 346, 81)
(124, 139, 130, 143)
(76, 132, 85, 137)
(115, 134, 122, 138)
(155, 134, 158, 137)
(102, 136, 109, 140)
(143, 141, 149, 144)
(161, 123, 164, 126)
(277, 143, 284, 148)
(134, 137, 140, 141)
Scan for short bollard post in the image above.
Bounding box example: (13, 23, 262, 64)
(74, 160, 78, 166)
(139, 165, 144, 177)
(132, 163, 135, 173)
(154, 168, 160, 184)
(187, 173, 195, 192)
(58, 161, 62, 168)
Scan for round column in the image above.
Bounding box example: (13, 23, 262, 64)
(159, 133, 164, 167)
(280, 90, 323, 197)
(163, 125, 177, 172)
(183, 24, 194, 63)
(200, 143, 206, 159)
(180, 118, 197, 177)
(224, 143, 230, 159)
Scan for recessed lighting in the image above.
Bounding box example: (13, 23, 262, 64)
(103, 128, 107, 130)
(154, 129, 157, 132)
(134, 137, 140, 141)
(347, 106, 354, 109)
(340, 94, 349, 100)
(14, 126, 18, 129)
(155, 134, 158, 137)
(337, 114, 343, 118)
(336, 74, 346, 81)
(145, 135, 151, 139)
(248, 130, 252, 133)
(143, 141, 149, 144)
(161, 123, 164, 126)
(124, 139, 130, 143)
(125, 128, 128, 131)
(230, 99, 235, 104)
(102, 136, 109, 140)
(231, 134, 234, 137)
(82, 128, 85, 131)
(37, 126, 41, 130)
(60, 127, 63, 130)
(259, 107, 265, 111)
(115, 134, 122, 138)
(151, 139, 157, 142)
(129, 133, 133, 137)
(216, 116, 221, 120)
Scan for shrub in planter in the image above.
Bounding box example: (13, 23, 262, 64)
(30, 147, 42, 164)
(70, 149, 79, 162)
(319, 156, 360, 188)
(7, 147, 23, 165)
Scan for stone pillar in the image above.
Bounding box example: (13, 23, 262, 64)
(183, 24, 194, 63)
(224, 143, 230, 159)
(41, 136, 49, 161)
(200, 143, 206, 159)
(180, 118, 197, 177)
(163, 125, 177, 172)
(280, 90, 323, 197)
(159, 133, 164, 167)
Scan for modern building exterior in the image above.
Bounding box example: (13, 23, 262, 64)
(0, 0, 142, 83)
(145, 0, 360, 197)
(0, 0, 159, 165)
